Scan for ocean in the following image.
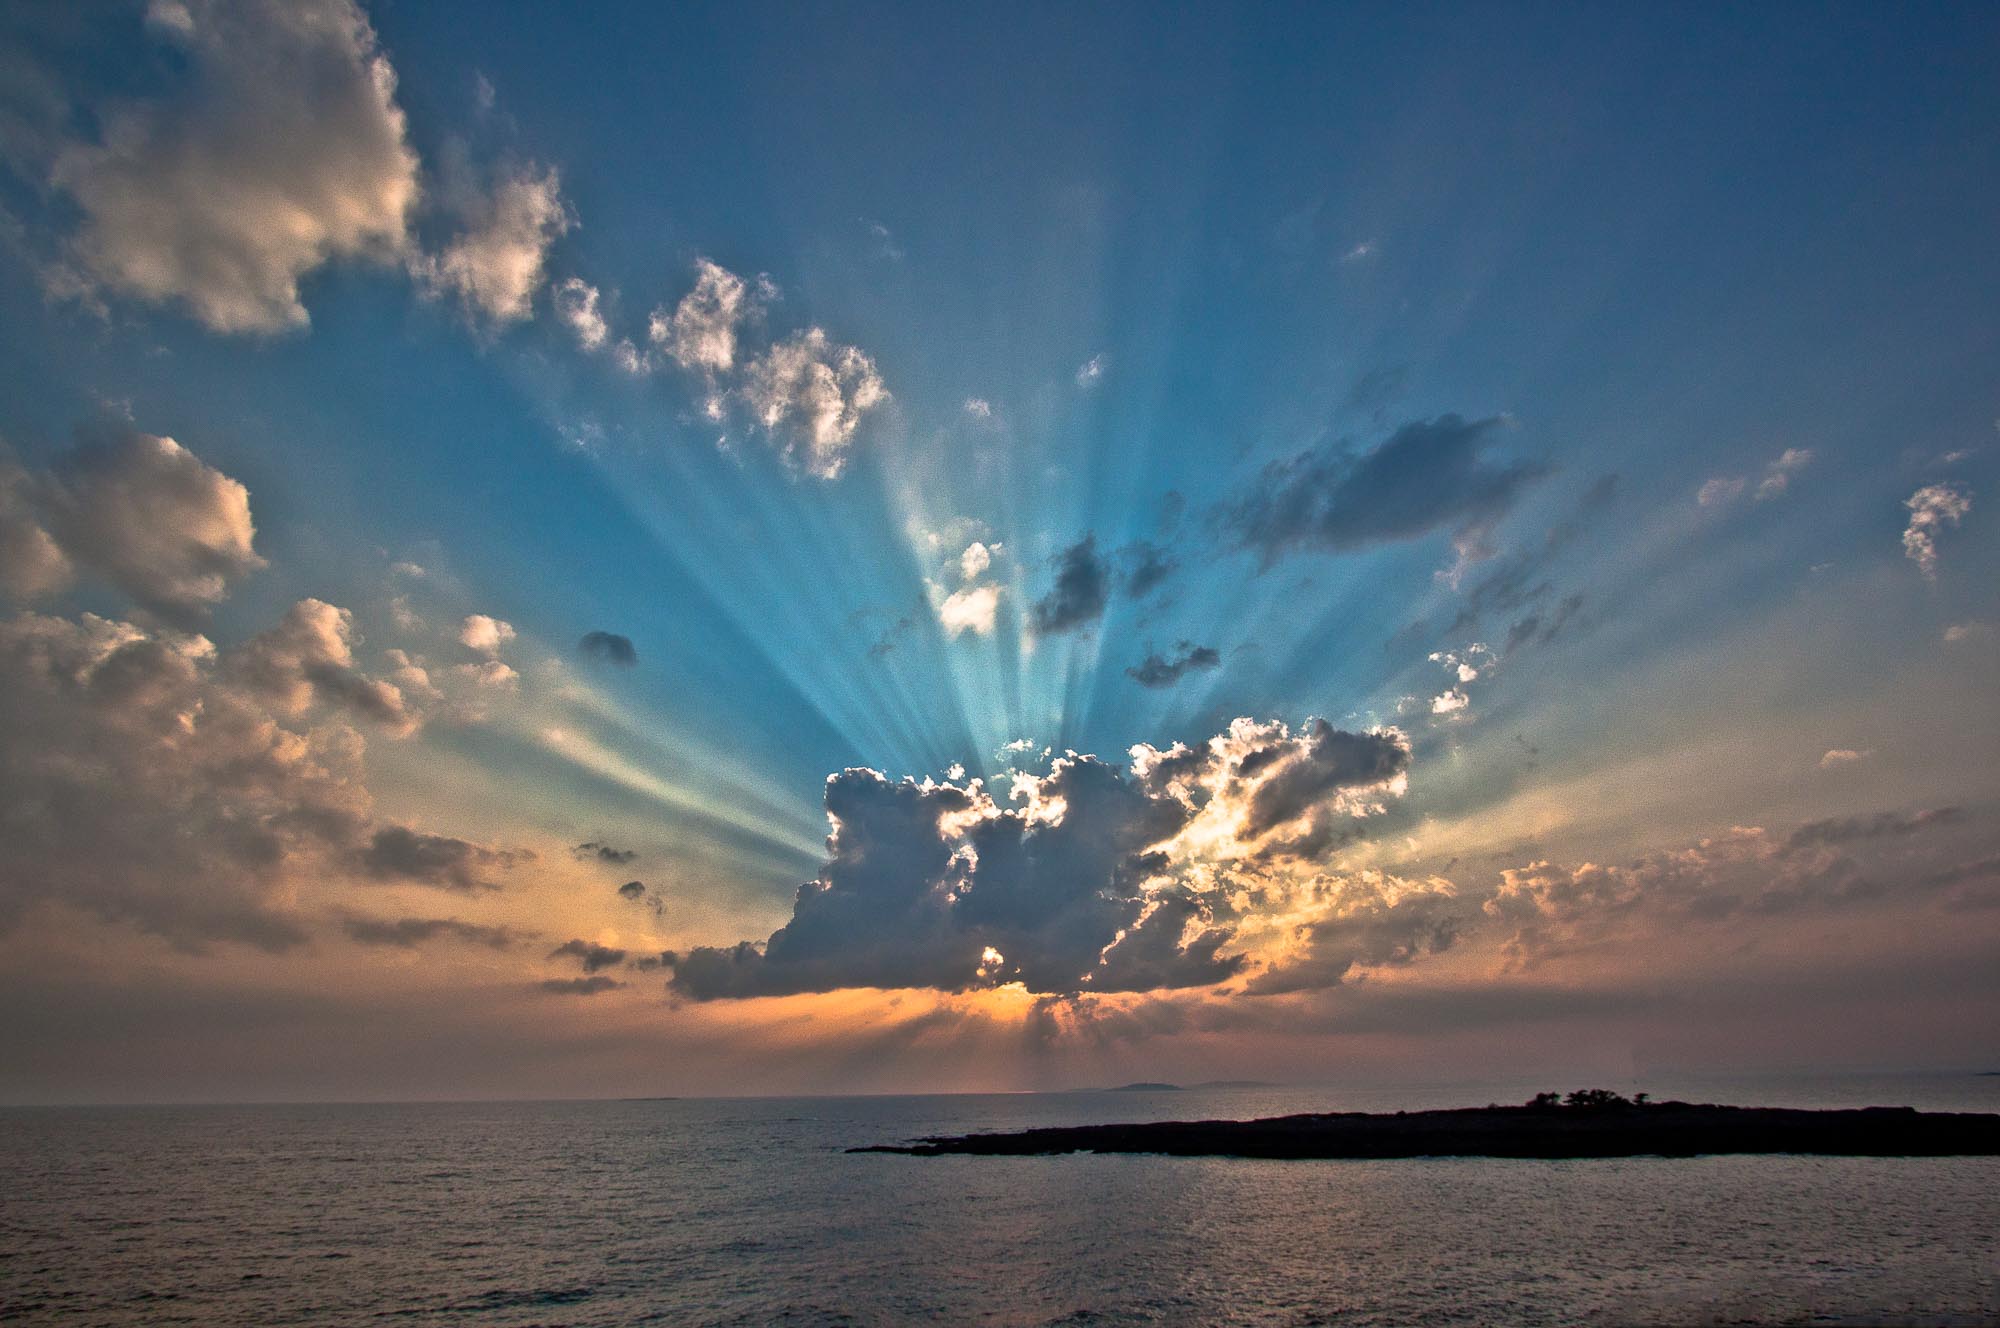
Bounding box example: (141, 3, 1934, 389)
(3, 1073, 1996, 1326)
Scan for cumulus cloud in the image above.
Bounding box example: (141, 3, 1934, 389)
(1819, 748, 1868, 768)
(1075, 354, 1106, 387)
(1225, 415, 1545, 566)
(1, 428, 264, 619)
(668, 717, 1413, 1000)
(1126, 642, 1220, 689)
(963, 398, 993, 419)
(1902, 483, 1971, 578)
(1029, 535, 1109, 636)
(414, 161, 569, 325)
(49, 0, 421, 333)
(229, 597, 414, 733)
(741, 328, 889, 479)
(548, 938, 627, 973)
(617, 879, 646, 899)
(925, 540, 1006, 639)
(577, 630, 636, 667)
(653, 258, 750, 377)
(459, 614, 515, 656)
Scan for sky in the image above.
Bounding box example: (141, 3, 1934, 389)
(0, 0, 1995, 1103)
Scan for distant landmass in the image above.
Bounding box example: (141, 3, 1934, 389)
(853, 1094, 2000, 1160)
(1098, 1080, 1278, 1092)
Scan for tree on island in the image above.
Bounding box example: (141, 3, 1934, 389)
(1525, 1089, 1647, 1110)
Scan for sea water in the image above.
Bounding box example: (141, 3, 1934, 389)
(3, 1073, 1996, 1325)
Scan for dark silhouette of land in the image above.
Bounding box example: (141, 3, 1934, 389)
(851, 1090, 2000, 1159)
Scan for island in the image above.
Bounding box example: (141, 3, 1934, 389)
(851, 1090, 2000, 1160)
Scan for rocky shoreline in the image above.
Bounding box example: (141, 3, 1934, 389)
(851, 1099, 2000, 1160)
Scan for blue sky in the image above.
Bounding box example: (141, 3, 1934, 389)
(0, 0, 1995, 1099)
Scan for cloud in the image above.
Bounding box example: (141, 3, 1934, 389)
(548, 938, 627, 973)
(1126, 642, 1221, 689)
(414, 161, 569, 325)
(668, 717, 1414, 1000)
(459, 614, 515, 656)
(1819, 749, 1869, 768)
(1075, 354, 1106, 387)
(577, 630, 636, 668)
(49, 0, 420, 333)
(652, 258, 749, 378)
(1119, 540, 1178, 599)
(552, 277, 608, 350)
(1224, 415, 1545, 566)
(1699, 448, 1816, 509)
(538, 975, 622, 995)
(351, 825, 528, 892)
(340, 914, 522, 950)
(963, 398, 993, 419)
(1029, 535, 1109, 635)
(1755, 447, 1814, 500)
(1902, 484, 1971, 579)
(229, 597, 415, 733)
(573, 841, 637, 865)
(616, 880, 646, 899)
(1782, 806, 1962, 853)
(934, 583, 1000, 638)
(1, 428, 264, 619)
(1696, 477, 1747, 508)
(741, 328, 889, 479)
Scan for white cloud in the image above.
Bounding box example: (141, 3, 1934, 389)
(1819, 748, 1868, 768)
(1697, 476, 1747, 508)
(741, 328, 888, 480)
(934, 583, 1000, 638)
(653, 258, 750, 375)
(50, 0, 421, 333)
(551, 277, 607, 350)
(1755, 447, 1814, 500)
(1340, 240, 1378, 263)
(459, 614, 516, 656)
(962, 398, 993, 419)
(958, 541, 994, 581)
(1902, 483, 1971, 579)
(1075, 354, 1107, 388)
(415, 162, 570, 325)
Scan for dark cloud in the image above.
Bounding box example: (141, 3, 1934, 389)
(537, 975, 623, 995)
(1344, 364, 1408, 417)
(1126, 642, 1221, 689)
(1783, 807, 1963, 853)
(573, 841, 638, 865)
(1029, 534, 1109, 635)
(339, 914, 522, 950)
(577, 630, 637, 668)
(1, 426, 265, 620)
(1226, 414, 1546, 566)
(616, 880, 646, 900)
(669, 755, 1241, 1001)
(669, 718, 1418, 1001)
(353, 826, 527, 892)
(1240, 720, 1410, 841)
(548, 938, 628, 973)
(1120, 540, 1179, 599)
